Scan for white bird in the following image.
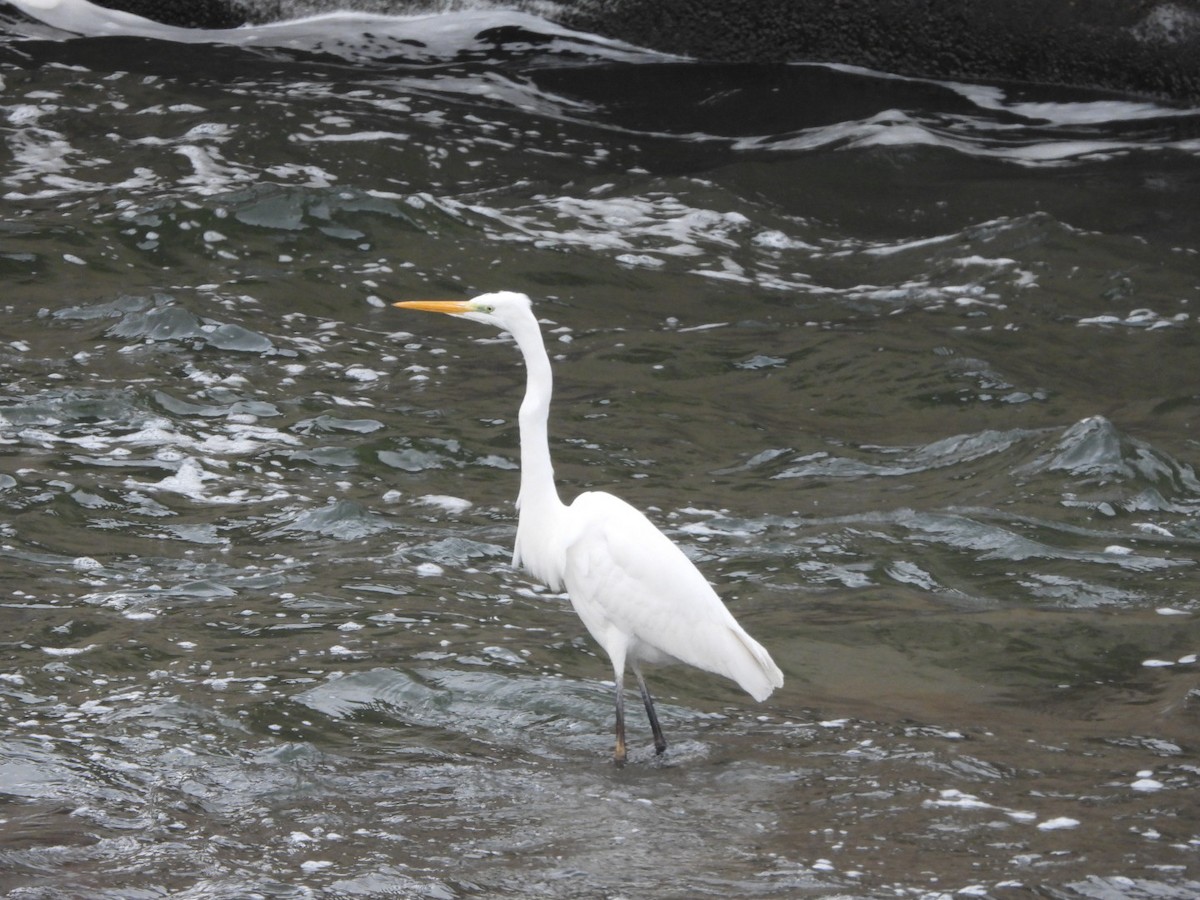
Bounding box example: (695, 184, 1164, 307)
(395, 291, 783, 765)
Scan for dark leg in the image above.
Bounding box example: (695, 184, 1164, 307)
(613, 672, 627, 767)
(633, 664, 667, 756)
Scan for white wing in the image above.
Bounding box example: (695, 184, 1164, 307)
(560, 491, 782, 701)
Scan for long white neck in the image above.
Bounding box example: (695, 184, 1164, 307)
(508, 312, 562, 518)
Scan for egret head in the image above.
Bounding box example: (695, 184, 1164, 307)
(394, 291, 533, 332)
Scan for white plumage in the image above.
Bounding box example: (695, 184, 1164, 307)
(561, 491, 781, 702)
(396, 291, 783, 764)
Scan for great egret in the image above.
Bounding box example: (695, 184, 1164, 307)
(395, 291, 783, 764)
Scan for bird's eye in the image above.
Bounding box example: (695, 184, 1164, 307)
(479, 305, 494, 313)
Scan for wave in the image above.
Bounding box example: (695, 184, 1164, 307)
(3, 0, 668, 63)
(3, 2, 1198, 177)
(733, 106, 1200, 167)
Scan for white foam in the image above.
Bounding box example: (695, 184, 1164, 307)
(1036, 817, 1081, 830)
(615, 253, 665, 268)
(343, 365, 384, 383)
(1078, 309, 1189, 329)
(131, 457, 216, 498)
(1134, 522, 1175, 537)
(198, 425, 301, 456)
(861, 229, 958, 257)
(417, 494, 473, 514)
(42, 643, 98, 656)
(463, 193, 749, 267)
(294, 130, 410, 144)
(926, 789, 995, 810)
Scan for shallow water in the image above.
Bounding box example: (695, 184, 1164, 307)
(1, 4, 1199, 898)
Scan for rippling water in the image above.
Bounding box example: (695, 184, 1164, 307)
(2, 4, 1199, 898)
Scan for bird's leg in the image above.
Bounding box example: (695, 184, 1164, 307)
(633, 664, 667, 756)
(613, 672, 627, 767)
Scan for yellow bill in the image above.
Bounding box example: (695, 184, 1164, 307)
(393, 300, 472, 314)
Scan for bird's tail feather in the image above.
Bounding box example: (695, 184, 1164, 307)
(726, 627, 784, 702)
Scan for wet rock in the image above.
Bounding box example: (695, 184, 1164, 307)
(89, 0, 247, 29)
(560, 0, 1200, 102)
(85, 0, 1200, 102)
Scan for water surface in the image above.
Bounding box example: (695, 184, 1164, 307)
(1, 5, 1199, 898)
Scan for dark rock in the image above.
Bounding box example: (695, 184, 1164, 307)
(95, 0, 249, 30)
(81, 0, 1200, 103)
